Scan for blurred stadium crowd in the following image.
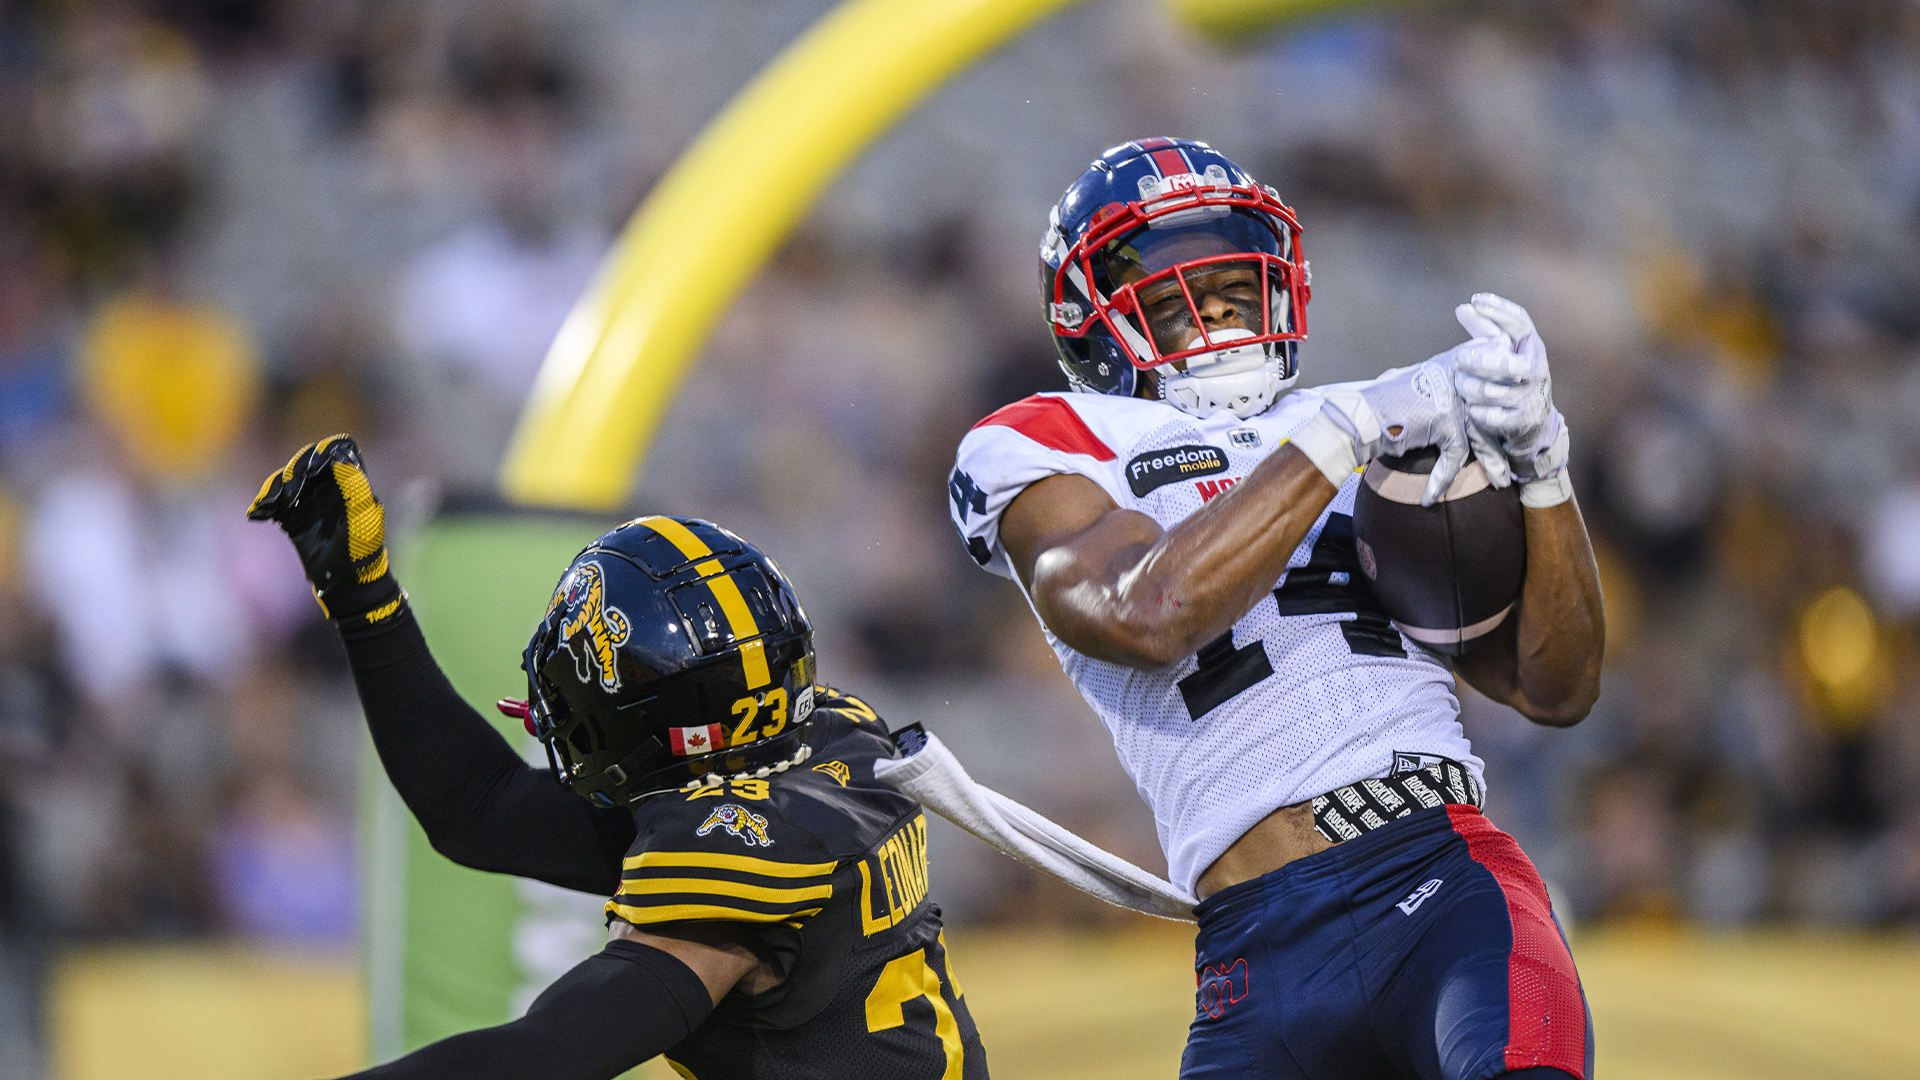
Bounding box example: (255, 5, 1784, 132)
(1, 0, 1918, 1071)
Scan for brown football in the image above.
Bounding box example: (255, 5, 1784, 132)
(1351, 447, 1526, 656)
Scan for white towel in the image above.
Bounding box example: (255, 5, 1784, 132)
(873, 730, 1195, 921)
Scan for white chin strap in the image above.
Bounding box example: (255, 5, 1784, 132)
(1156, 329, 1295, 420)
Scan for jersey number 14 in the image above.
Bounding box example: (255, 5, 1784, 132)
(1178, 513, 1406, 720)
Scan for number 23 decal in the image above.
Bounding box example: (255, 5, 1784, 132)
(729, 687, 790, 744)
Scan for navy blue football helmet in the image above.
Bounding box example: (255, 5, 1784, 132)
(1042, 138, 1310, 418)
(521, 516, 817, 807)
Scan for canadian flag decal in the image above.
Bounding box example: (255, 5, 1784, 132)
(670, 724, 726, 756)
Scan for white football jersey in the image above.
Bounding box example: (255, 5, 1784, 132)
(949, 390, 1483, 894)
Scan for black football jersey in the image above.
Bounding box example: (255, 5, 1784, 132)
(610, 687, 988, 1080)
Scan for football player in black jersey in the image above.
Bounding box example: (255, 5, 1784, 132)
(249, 436, 986, 1080)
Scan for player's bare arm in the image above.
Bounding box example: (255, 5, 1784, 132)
(1005, 246, 1486, 669)
(1000, 446, 1337, 668)
(1453, 495, 1604, 725)
(1444, 294, 1604, 726)
(1000, 365, 1481, 670)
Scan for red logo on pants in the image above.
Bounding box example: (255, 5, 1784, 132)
(1197, 957, 1249, 1018)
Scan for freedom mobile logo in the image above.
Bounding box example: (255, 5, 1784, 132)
(1127, 444, 1227, 497)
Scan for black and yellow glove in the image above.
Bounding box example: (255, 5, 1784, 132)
(248, 434, 405, 629)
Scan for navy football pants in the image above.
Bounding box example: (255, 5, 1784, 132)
(1182, 805, 1592, 1080)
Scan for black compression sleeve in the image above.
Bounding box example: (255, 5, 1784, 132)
(339, 603, 634, 894)
(335, 940, 713, 1080)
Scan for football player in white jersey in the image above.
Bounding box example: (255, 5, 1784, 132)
(948, 140, 1603, 1080)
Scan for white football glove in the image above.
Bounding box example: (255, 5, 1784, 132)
(1450, 293, 1573, 508)
(1290, 356, 1473, 506)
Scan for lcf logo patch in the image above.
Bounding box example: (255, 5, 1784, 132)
(1128, 444, 1227, 497)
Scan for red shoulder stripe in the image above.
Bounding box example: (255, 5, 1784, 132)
(971, 396, 1115, 462)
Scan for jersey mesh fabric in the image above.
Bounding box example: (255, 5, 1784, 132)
(951, 391, 1484, 894)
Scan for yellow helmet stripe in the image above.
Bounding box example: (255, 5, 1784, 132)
(738, 639, 770, 689)
(634, 518, 769, 688)
(248, 470, 277, 513)
(693, 560, 769, 687)
(633, 515, 713, 560)
(701, 569, 761, 640)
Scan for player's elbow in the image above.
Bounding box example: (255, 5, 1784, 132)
(1106, 633, 1191, 670)
(1035, 583, 1192, 669)
(1513, 636, 1603, 727)
(421, 825, 484, 867)
(1522, 698, 1592, 728)
(1044, 609, 1192, 670)
(1521, 678, 1599, 727)
(1085, 598, 1213, 669)
(417, 814, 503, 872)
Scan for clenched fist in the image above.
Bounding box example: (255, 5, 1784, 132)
(248, 435, 406, 628)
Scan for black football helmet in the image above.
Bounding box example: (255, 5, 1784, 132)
(523, 516, 817, 807)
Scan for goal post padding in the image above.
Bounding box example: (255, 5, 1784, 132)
(367, 514, 609, 1064)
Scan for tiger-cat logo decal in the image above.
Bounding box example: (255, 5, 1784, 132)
(696, 804, 774, 848)
(556, 561, 631, 691)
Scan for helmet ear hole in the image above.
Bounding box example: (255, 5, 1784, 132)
(746, 584, 774, 625)
(691, 601, 723, 651)
(568, 723, 595, 757)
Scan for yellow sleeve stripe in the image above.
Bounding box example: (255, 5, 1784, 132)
(634, 516, 713, 560)
(624, 850, 836, 878)
(616, 877, 832, 904)
(606, 901, 825, 925)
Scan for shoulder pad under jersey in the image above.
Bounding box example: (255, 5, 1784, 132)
(610, 787, 838, 929)
(948, 393, 1134, 578)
